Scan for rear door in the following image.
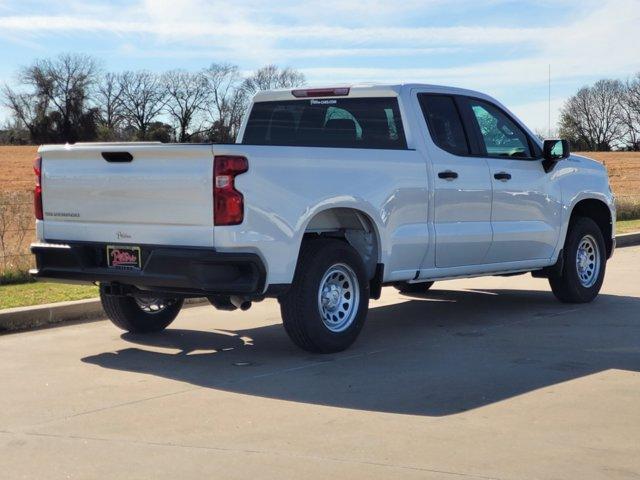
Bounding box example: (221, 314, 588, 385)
(461, 97, 562, 263)
(416, 93, 493, 268)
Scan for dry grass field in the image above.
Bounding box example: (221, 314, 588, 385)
(0, 145, 38, 193)
(584, 151, 640, 198)
(0, 145, 639, 279)
(1, 146, 44, 277)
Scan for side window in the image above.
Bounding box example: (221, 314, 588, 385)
(467, 100, 532, 158)
(418, 94, 469, 156)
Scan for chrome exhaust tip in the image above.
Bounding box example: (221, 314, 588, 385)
(230, 296, 252, 311)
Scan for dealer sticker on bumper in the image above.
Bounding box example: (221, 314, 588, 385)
(107, 245, 141, 270)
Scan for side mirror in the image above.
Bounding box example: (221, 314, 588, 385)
(542, 139, 570, 173)
(543, 139, 570, 161)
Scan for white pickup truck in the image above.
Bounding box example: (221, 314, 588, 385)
(31, 84, 616, 353)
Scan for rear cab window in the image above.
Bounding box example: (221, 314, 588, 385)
(242, 97, 407, 150)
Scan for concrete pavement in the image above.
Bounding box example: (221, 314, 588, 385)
(1, 246, 640, 479)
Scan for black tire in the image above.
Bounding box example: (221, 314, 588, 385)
(549, 216, 606, 303)
(279, 239, 370, 353)
(100, 289, 183, 333)
(394, 281, 434, 294)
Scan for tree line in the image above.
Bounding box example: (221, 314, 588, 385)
(3, 53, 640, 151)
(1, 54, 305, 144)
(559, 74, 640, 151)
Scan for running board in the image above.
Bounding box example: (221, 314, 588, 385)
(410, 267, 544, 284)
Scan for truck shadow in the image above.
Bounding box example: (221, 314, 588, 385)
(82, 288, 640, 416)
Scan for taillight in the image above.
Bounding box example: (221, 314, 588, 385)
(214, 155, 248, 226)
(33, 155, 43, 220)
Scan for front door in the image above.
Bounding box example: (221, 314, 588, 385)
(463, 98, 562, 263)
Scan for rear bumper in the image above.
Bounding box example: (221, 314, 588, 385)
(30, 242, 266, 296)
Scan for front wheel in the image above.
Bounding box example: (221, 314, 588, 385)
(279, 239, 370, 353)
(100, 289, 184, 333)
(549, 217, 606, 303)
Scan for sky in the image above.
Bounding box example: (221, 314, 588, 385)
(1, 0, 639, 133)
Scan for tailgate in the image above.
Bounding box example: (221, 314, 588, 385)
(40, 143, 214, 247)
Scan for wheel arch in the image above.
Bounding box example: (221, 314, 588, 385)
(568, 198, 614, 258)
(299, 206, 383, 282)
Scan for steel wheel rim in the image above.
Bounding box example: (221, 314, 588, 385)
(575, 234, 600, 288)
(135, 297, 174, 314)
(317, 263, 360, 333)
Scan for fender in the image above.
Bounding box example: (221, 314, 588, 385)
(553, 185, 615, 263)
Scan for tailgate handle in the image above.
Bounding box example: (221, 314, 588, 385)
(102, 152, 133, 163)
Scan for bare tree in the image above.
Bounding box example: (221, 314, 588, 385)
(25, 53, 99, 140)
(2, 53, 99, 143)
(1, 87, 44, 140)
(0, 117, 30, 144)
(559, 79, 625, 151)
(163, 70, 209, 142)
(619, 74, 640, 150)
(119, 71, 167, 140)
(241, 64, 305, 97)
(534, 128, 558, 141)
(203, 63, 247, 142)
(95, 72, 125, 136)
(226, 88, 249, 140)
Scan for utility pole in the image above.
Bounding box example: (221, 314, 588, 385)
(548, 64, 551, 138)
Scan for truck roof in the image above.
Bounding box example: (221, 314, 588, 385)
(252, 83, 493, 102)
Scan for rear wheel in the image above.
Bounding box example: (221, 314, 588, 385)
(100, 289, 183, 333)
(279, 239, 370, 353)
(394, 281, 434, 294)
(549, 216, 606, 303)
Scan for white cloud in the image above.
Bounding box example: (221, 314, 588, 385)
(0, 0, 638, 130)
(0, 15, 549, 45)
(0, 0, 636, 74)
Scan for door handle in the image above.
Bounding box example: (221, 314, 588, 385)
(438, 170, 458, 180)
(102, 151, 133, 163)
(494, 172, 511, 181)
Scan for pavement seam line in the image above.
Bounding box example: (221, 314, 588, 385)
(23, 386, 200, 428)
(0, 430, 507, 480)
